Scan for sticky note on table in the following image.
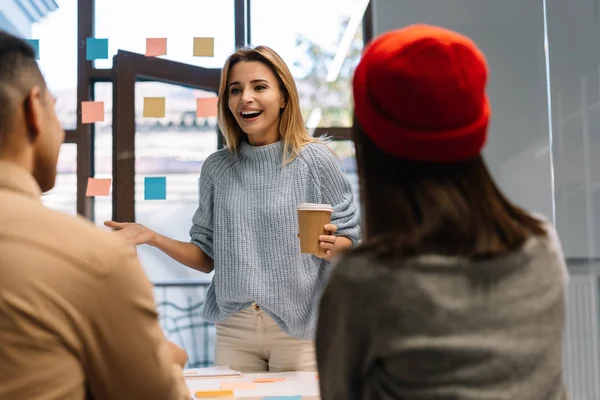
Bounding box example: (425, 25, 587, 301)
(146, 38, 167, 57)
(86, 38, 109, 60)
(144, 177, 166, 200)
(25, 39, 39, 60)
(254, 377, 287, 383)
(261, 396, 301, 400)
(86, 178, 111, 197)
(143, 97, 166, 118)
(194, 389, 233, 398)
(220, 381, 256, 390)
(81, 101, 104, 123)
(196, 97, 218, 117)
(193, 37, 214, 57)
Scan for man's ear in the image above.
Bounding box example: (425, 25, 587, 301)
(23, 86, 45, 143)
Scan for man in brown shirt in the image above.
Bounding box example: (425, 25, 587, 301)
(0, 31, 190, 399)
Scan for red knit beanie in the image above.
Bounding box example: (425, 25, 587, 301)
(353, 24, 490, 162)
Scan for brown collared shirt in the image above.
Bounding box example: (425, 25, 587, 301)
(0, 161, 190, 399)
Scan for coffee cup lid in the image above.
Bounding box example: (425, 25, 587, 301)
(297, 203, 333, 212)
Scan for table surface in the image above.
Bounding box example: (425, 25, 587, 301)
(185, 371, 320, 399)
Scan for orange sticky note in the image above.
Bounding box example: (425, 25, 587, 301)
(196, 97, 218, 117)
(193, 37, 214, 57)
(253, 377, 286, 383)
(194, 389, 233, 398)
(143, 97, 166, 118)
(81, 101, 104, 123)
(86, 178, 111, 196)
(220, 381, 256, 390)
(146, 38, 167, 57)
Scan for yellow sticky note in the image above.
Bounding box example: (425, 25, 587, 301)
(143, 97, 166, 118)
(86, 178, 111, 197)
(193, 37, 214, 57)
(220, 381, 256, 390)
(194, 389, 234, 398)
(81, 101, 104, 124)
(145, 37, 167, 57)
(196, 97, 218, 117)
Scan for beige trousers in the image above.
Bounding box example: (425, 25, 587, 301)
(214, 304, 316, 372)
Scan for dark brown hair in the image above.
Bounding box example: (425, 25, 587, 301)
(0, 31, 45, 145)
(351, 120, 546, 260)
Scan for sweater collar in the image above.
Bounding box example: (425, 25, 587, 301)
(239, 140, 284, 164)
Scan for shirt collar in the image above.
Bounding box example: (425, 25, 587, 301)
(0, 160, 43, 201)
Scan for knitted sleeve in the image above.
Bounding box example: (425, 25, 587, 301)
(316, 254, 370, 399)
(306, 143, 361, 244)
(189, 151, 228, 259)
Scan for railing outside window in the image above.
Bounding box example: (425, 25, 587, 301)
(153, 279, 215, 368)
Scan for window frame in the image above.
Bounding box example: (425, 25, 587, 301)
(71, 0, 373, 220)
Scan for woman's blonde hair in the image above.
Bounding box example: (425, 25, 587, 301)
(217, 45, 323, 164)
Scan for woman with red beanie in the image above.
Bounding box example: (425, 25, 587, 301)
(316, 25, 568, 400)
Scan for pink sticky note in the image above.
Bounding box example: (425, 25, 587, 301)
(253, 377, 286, 383)
(146, 38, 167, 57)
(196, 97, 218, 117)
(220, 381, 256, 390)
(81, 101, 104, 124)
(86, 178, 111, 197)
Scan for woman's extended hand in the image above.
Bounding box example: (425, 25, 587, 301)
(104, 221, 157, 247)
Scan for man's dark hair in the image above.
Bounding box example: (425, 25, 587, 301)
(0, 31, 46, 144)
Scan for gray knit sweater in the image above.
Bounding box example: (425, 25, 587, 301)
(190, 140, 360, 340)
(317, 224, 569, 399)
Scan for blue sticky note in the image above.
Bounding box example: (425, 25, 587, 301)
(144, 177, 166, 200)
(86, 38, 109, 60)
(25, 39, 39, 60)
(262, 397, 302, 400)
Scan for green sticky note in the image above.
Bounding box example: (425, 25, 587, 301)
(25, 39, 39, 60)
(86, 38, 109, 60)
(144, 177, 166, 200)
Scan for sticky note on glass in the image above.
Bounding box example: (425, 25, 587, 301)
(220, 381, 256, 390)
(144, 177, 166, 200)
(25, 39, 40, 60)
(146, 38, 167, 57)
(86, 178, 111, 197)
(143, 97, 166, 118)
(193, 37, 214, 57)
(86, 38, 109, 60)
(81, 101, 104, 123)
(254, 377, 286, 383)
(196, 97, 218, 117)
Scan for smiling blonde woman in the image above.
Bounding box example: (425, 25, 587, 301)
(105, 45, 360, 372)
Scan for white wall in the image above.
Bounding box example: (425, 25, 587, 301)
(371, 0, 554, 235)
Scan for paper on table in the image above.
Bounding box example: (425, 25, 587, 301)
(183, 365, 242, 378)
(220, 381, 256, 390)
(186, 371, 319, 398)
(254, 377, 286, 383)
